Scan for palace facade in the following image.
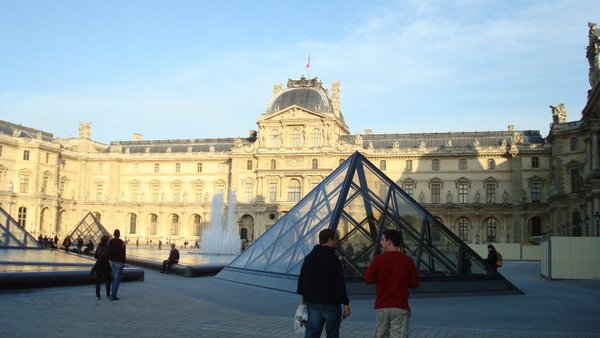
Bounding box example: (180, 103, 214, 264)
(2, 23, 600, 246)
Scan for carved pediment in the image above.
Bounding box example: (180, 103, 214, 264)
(259, 106, 326, 123)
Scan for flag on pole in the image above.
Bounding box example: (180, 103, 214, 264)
(306, 54, 310, 70)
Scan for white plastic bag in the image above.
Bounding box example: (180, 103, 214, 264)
(293, 304, 308, 333)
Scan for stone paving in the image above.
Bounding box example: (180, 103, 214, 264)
(1, 258, 599, 337)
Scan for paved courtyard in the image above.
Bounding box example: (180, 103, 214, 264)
(1, 256, 599, 337)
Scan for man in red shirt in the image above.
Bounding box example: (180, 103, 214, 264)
(364, 229, 419, 338)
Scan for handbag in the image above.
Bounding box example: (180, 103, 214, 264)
(293, 304, 308, 333)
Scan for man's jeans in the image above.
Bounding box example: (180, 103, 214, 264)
(110, 261, 124, 298)
(304, 303, 342, 338)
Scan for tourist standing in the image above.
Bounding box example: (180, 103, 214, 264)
(93, 235, 112, 300)
(108, 229, 126, 301)
(297, 228, 351, 338)
(161, 243, 180, 274)
(364, 229, 419, 338)
(485, 244, 499, 271)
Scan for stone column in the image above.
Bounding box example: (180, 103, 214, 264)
(593, 131, 600, 172)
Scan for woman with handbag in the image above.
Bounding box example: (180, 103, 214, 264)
(93, 235, 112, 300)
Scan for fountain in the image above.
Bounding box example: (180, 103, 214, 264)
(199, 191, 240, 255)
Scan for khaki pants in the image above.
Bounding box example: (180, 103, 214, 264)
(374, 308, 410, 338)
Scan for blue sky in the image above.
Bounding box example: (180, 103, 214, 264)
(0, 0, 597, 143)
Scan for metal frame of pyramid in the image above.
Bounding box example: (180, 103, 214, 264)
(0, 207, 43, 249)
(217, 151, 522, 296)
(67, 212, 111, 247)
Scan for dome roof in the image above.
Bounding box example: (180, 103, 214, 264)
(266, 77, 332, 114)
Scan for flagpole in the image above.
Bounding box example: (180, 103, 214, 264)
(306, 53, 311, 78)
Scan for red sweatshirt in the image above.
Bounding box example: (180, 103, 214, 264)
(363, 251, 419, 310)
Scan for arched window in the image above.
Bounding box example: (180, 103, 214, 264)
(457, 217, 469, 241)
(291, 129, 301, 148)
(171, 214, 180, 236)
(193, 214, 202, 236)
(487, 158, 496, 170)
(380, 160, 387, 171)
(150, 214, 158, 235)
(484, 217, 497, 242)
(271, 130, 281, 148)
(154, 163, 160, 173)
(312, 159, 318, 169)
(288, 179, 302, 202)
(129, 214, 137, 234)
(246, 160, 253, 170)
(312, 129, 322, 147)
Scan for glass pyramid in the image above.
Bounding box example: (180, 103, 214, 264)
(68, 212, 111, 246)
(217, 151, 521, 296)
(0, 207, 43, 248)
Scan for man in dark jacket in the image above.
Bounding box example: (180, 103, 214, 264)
(297, 228, 351, 338)
(108, 229, 126, 300)
(161, 243, 180, 274)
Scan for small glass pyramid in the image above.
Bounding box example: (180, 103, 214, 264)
(217, 151, 521, 295)
(67, 212, 111, 246)
(0, 207, 43, 248)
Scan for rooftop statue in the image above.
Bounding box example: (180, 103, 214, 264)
(550, 103, 567, 124)
(587, 22, 600, 88)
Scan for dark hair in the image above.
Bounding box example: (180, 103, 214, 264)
(318, 229, 336, 245)
(487, 244, 496, 250)
(113, 229, 120, 238)
(382, 229, 402, 247)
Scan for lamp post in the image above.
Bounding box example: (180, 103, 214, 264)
(586, 215, 591, 236)
(595, 211, 600, 236)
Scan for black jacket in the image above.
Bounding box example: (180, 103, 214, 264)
(297, 245, 349, 305)
(108, 238, 126, 263)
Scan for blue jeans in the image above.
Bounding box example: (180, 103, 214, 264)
(304, 303, 342, 338)
(110, 261, 124, 298)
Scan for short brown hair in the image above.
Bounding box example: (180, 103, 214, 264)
(318, 229, 336, 245)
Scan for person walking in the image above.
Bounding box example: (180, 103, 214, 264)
(161, 243, 180, 274)
(485, 244, 499, 271)
(108, 229, 126, 301)
(93, 235, 112, 300)
(297, 228, 351, 338)
(364, 229, 419, 338)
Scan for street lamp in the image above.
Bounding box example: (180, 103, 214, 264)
(595, 211, 600, 236)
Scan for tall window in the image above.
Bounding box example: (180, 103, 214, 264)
(487, 158, 496, 170)
(171, 215, 180, 235)
(486, 183, 496, 203)
(432, 159, 440, 171)
(312, 129, 322, 147)
(154, 163, 160, 173)
(269, 182, 277, 202)
(531, 157, 539, 168)
(380, 160, 386, 171)
(484, 217, 497, 242)
(194, 183, 203, 202)
(19, 173, 29, 193)
(150, 214, 158, 235)
(0, 145, 3, 156)
(246, 160, 253, 170)
(130, 183, 139, 202)
(129, 214, 137, 234)
(175, 163, 181, 173)
(151, 183, 160, 202)
(312, 159, 318, 169)
(291, 129, 301, 148)
(457, 217, 469, 241)
(570, 168, 581, 193)
(96, 184, 104, 201)
(288, 179, 302, 202)
(172, 184, 181, 202)
(458, 183, 468, 204)
(18, 207, 27, 227)
(45, 152, 50, 163)
(197, 163, 203, 173)
(531, 182, 541, 203)
(193, 214, 202, 236)
(23, 150, 30, 160)
(41, 176, 49, 194)
(405, 160, 413, 171)
(271, 130, 281, 148)
(431, 183, 441, 204)
(245, 183, 253, 202)
(270, 159, 277, 170)
(459, 158, 467, 170)
(403, 183, 415, 196)
(570, 137, 578, 151)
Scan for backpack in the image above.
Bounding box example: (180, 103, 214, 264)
(496, 252, 503, 267)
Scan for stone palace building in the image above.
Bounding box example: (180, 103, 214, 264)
(2, 23, 600, 246)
